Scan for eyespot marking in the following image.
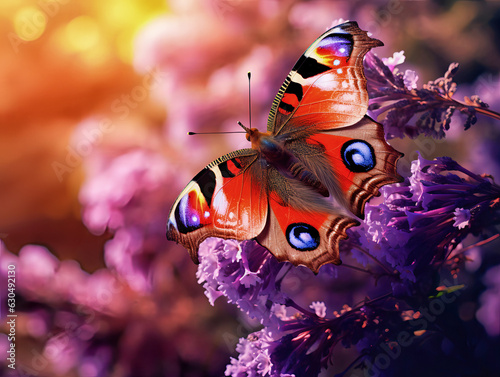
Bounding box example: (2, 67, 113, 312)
(341, 140, 376, 173)
(317, 33, 354, 60)
(174, 189, 211, 233)
(286, 223, 320, 251)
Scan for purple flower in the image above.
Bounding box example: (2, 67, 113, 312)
(268, 313, 338, 377)
(350, 153, 500, 295)
(381, 50, 405, 72)
(453, 208, 471, 229)
(79, 149, 177, 292)
(225, 329, 274, 377)
(227, 299, 405, 377)
(403, 69, 419, 90)
(309, 302, 327, 318)
(364, 51, 491, 139)
(197, 238, 288, 323)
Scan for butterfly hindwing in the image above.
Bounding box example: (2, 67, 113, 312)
(300, 116, 403, 218)
(166, 149, 267, 263)
(268, 21, 382, 136)
(256, 191, 358, 272)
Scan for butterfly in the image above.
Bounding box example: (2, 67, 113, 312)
(166, 21, 402, 273)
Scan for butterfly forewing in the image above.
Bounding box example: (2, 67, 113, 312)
(268, 21, 382, 136)
(166, 149, 267, 263)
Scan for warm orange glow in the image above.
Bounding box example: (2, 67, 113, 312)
(13, 6, 47, 41)
(64, 16, 101, 52)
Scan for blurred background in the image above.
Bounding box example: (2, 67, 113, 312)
(0, 0, 499, 376)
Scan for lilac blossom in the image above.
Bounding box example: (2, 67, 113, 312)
(197, 238, 288, 323)
(213, 152, 500, 376)
(0, 240, 235, 377)
(364, 51, 500, 139)
(226, 298, 412, 377)
(349, 153, 500, 295)
(79, 148, 177, 292)
(225, 329, 274, 377)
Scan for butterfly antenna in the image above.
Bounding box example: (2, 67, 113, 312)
(187, 131, 246, 135)
(237, 121, 250, 133)
(248, 71, 252, 128)
(189, 72, 253, 136)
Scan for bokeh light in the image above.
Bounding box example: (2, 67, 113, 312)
(13, 6, 48, 42)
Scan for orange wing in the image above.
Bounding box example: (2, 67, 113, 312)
(256, 192, 358, 273)
(166, 149, 268, 263)
(268, 21, 382, 136)
(298, 116, 403, 218)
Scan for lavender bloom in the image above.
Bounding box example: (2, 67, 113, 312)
(217, 153, 500, 376)
(227, 299, 409, 377)
(79, 149, 176, 292)
(197, 238, 288, 323)
(364, 51, 496, 139)
(351, 153, 500, 295)
(1, 241, 236, 377)
(225, 329, 274, 377)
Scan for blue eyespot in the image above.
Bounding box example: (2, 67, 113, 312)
(175, 192, 202, 233)
(317, 34, 353, 58)
(286, 223, 320, 251)
(341, 140, 375, 173)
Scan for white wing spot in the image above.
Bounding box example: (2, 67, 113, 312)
(313, 73, 338, 90)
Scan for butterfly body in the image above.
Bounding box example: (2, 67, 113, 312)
(167, 22, 403, 272)
(244, 125, 329, 198)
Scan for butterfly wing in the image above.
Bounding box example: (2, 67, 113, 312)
(257, 116, 401, 272)
(166, 149, 268, 263)
(257, 190, 358, 273)
(293, 116, 403, 219)
(322, 116, 402, 217)
(268, 21, 381, 136)
(254, 22, 401, 271)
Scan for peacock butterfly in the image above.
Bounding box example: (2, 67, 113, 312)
(166, 21, 402, 272)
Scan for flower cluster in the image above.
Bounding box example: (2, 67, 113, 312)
(197, 151, 500, 376)
(196, 238, 287, 322)
(349, 153, 500, 296)
(0, 239, 235, 377)
(185, 44, 500, 377)
(79, 148, 177, 292)
(364, 51, 499, 139)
